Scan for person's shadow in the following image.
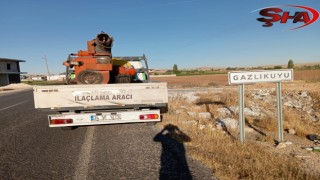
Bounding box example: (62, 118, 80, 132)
(154, 124, 192, 180)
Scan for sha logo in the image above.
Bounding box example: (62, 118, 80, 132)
(256, 5, 319, 30)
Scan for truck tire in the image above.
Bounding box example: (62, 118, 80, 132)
(77, 70, 104, 84)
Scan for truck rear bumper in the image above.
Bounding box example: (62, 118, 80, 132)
(48, 109, 161, 127)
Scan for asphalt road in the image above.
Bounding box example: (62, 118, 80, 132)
(0, 89, 213, 180)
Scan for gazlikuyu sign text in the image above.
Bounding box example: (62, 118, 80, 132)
(228, 69, 293, 85)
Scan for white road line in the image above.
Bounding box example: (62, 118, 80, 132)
(0, 100, 30, 111)
(73, 126, 95, 180)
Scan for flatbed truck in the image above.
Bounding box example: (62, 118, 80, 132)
(33, 56, 168, 128)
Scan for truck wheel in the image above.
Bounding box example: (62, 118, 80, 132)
(77, 70, 104, 84)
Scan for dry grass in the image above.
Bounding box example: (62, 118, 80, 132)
(188, 131, 311, 180)
(159, 111, 316, 179)
(309, 91, 320, 110)
(159, 73, 320, 178)
(283, 109, 320, 137)
(251, 117, 278, 132)
(194, 86, 320, 138)
(244, 83, 320, 138)
(196, 90, 238, 107)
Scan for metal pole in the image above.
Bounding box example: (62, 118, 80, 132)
(276, 82, 284, 142)
(239, 84, 245, 143)
(43, 55, 51, 81)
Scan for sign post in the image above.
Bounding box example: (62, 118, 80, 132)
(228, 69, 293, 143)
(276, 82, 284, 142)
(239, 84, 245, 143)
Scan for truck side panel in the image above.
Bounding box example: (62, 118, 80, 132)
(33, 82, 168, 110)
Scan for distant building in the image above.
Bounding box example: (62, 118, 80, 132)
(0, 58, 26, 86)
(47, 74, 66, 81)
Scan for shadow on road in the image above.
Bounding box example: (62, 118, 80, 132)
(154, 124, 192, 180)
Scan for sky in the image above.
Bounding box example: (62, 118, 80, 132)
(0, 0, 319, 74)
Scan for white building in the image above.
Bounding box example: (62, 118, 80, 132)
(0, 58, 26, 86)
(47, 74, 66, 81)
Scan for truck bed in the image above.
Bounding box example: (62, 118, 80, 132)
(33, 82, 168, 112)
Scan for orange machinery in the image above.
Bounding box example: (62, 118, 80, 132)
(63, 32, 135, 84)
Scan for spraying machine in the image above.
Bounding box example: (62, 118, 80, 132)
(63, 32, 138, 84)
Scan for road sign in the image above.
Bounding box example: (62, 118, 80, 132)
(228, 69, 294, 143)
(228, 69, 293, 84)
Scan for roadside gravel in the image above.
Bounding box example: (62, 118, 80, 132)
(0, 83, 32, 93)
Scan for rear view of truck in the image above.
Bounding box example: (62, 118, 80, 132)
(33, 82, 168, 127)
(33, 32, 168, 127)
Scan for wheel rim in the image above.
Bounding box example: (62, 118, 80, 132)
(78, 71, 103, 84)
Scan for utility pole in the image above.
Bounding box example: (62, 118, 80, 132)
(42, 55, 51, 81)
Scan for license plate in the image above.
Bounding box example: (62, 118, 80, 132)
(90, 113, 122, 121)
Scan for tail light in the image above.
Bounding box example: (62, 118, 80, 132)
(50, 119, 73, 125)
(139, 114, 159, 120)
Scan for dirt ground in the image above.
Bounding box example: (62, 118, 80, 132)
(153, 69, 320, 178)
(151, 70, 320, 88)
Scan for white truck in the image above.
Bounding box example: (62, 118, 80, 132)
(33, 56, 168, 128)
